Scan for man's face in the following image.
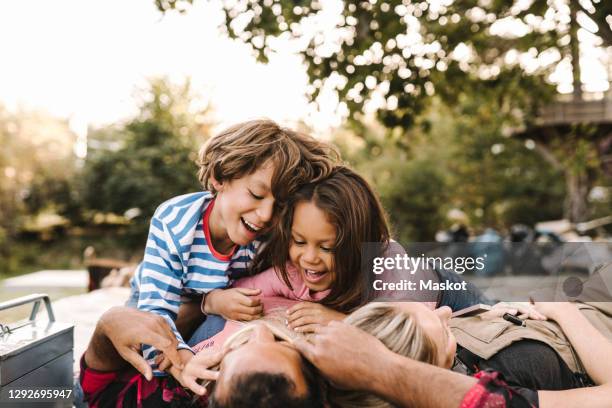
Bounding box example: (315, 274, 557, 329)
(214, 323, 307, 401)
(209, 162, 276, 248)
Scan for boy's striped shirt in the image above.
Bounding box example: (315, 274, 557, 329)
(133, 191, 260, 371)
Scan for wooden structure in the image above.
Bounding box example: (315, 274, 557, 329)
(515, 90, 612, 223)
(83, 247, 131, 291)
(535, 93, 612, 127)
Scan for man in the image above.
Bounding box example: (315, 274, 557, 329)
(80, 306, 324, 408)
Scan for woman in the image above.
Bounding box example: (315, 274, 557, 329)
(328, 301, 612, 408)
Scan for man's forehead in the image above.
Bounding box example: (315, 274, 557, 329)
(217, 341, 306, 389)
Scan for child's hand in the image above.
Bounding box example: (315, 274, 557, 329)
(156, 348, 194, 373)
(286, 302, 346, 333)
(204, 288, 263, 321)
(180, 348, 227, 395)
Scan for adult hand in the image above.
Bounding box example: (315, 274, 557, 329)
(483, 301, 547, 321)
(532, 301, 578, 322)
(180, 349, 227, 395)
(287, 302, 346, 333)
(204, 288, 263, 321)
(293, 321, 390, 391)
(97, 306, 182, 380)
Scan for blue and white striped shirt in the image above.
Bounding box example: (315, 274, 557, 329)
(132, 191, 260, 371)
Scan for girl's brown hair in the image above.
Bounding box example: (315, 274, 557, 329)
(197, 119, 339, 207)
(254, 166, 390, 313)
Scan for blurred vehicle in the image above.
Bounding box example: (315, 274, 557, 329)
(435, 217, 612, 276)
(535, 217, 612, 275)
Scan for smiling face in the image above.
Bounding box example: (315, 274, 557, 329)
(214, 323, 307, 402)
(208, 162, 275, 251)
(288, 201, 337, 292)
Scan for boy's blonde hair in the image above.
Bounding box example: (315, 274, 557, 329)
(329, 303, 438, 408)
(197, 119, 339, 205)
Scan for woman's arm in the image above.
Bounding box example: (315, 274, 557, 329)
(536, 302, 612, 407)
(539, 385, 612, 408)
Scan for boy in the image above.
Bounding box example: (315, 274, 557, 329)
(130, 119, 338, 373)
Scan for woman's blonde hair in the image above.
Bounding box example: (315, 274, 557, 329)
(328, 303, 438, 408)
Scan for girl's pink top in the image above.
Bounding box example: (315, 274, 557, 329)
(233, 264, 330, 303)
(192, 264, 330, 353)
(192, 296, 298, 354)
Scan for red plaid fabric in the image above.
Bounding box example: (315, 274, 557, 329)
(460, 371, 538, 408)
(79, 357, 204, 408)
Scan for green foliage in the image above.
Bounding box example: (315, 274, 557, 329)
(24, 173, 82, 222)
(153, 0, 612, 127)
(377, 158, 448, 242)
(337, 98, 565, 240)
(0, 79, 214, 273)
(336, 121, 448, 241)
(0, 106, 80, 269)
(0, 230, 139, 277)
(155, 0, 192, 13)
(154, 0, 608, 223)
(444, 92, 566, 228)
(80, 78, 212, 245)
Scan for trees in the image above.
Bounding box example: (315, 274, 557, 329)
(81, 78, 213, 245)
(334, 120, 449, 241)
(0, 78, 213, 273)
(157, 0, 611, 222)
(0, 106, 79, 271)
(337, 99, 565, 241)
(157, 0, 608, 121)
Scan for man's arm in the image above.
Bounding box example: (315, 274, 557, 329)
(294, 321, 476, 408)
(84, 307, 183, 380)
(371, 348, 476, 407)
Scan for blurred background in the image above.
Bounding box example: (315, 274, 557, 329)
(0, 0, 611, 299)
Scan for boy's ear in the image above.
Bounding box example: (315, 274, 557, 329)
(210, 174, 224, 192)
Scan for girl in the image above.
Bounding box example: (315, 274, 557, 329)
(244, 165, 391, 331)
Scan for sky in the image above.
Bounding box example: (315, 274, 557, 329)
(0, 0, 609, 139)
(0, 0, 342, 135)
